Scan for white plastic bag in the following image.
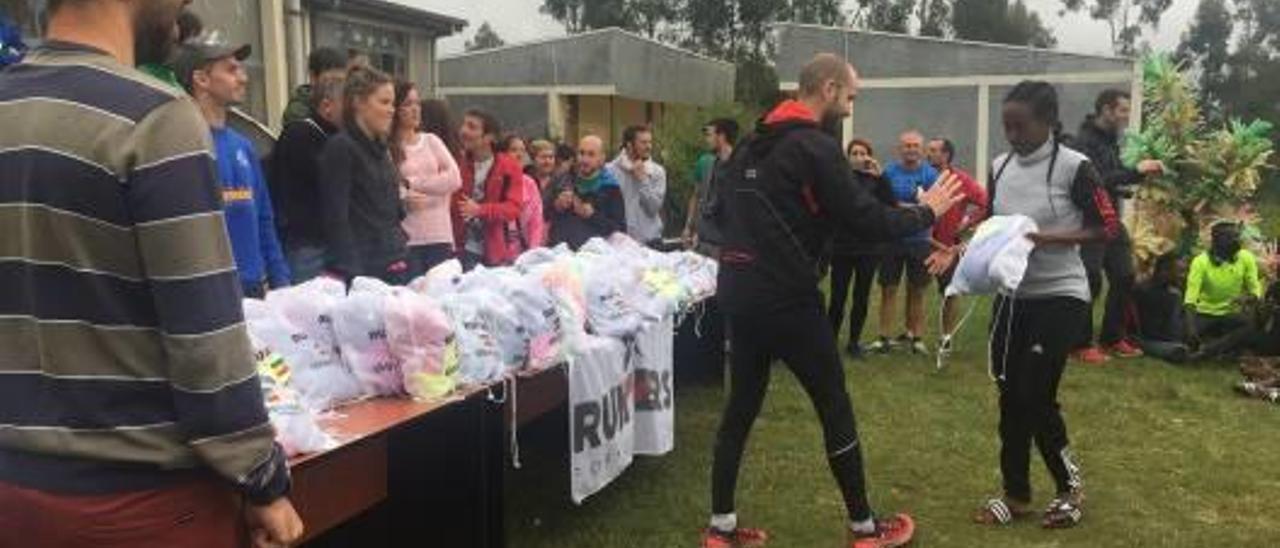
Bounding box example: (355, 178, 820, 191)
(579, 253, 648, 338)
(243, 298, 364, 410)
(411, 258, 464, 299)
(439, 292, 505, 384)
(252, 343, 335, 457)
(383, 288, 459, 400)
(946, 215, 1039, 297)
(331, 277, 404, 396)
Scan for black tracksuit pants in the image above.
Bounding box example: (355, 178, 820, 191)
(990, 296, 1086, 502)
(828, 254, 879, 346)
(712, 301, 872, 521)
(1081, 229, 1137, 347)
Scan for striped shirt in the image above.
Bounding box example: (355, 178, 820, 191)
(0, 42, 289, 503)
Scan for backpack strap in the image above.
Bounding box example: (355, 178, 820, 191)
(988, 153, 1015, 211)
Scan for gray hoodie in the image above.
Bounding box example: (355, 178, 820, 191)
(608, 153, 667, 243)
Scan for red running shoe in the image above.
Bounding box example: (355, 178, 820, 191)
(850, 514, 916, 548)
(701, 527, 769, 548)
(1071, 346, 1110, 365)
(1106, 340, 1144, 359)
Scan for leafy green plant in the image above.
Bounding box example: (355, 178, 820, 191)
(1126, 54, 1274, 277)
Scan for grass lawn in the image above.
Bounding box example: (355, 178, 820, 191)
(505, 293, 1280, 547)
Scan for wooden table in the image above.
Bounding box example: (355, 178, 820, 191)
(290, 387, 504, 547)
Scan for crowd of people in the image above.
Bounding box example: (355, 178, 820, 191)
(1, 2, 1277, 548)
(179, 38, 675, 292)
(811, 88, 1280, 367)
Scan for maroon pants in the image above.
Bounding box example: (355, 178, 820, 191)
(0, 480, 244, 548)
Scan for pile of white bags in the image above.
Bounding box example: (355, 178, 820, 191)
(242, 236, 719, 456)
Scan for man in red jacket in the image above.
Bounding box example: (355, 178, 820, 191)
(927, 137, 988, 357)
(454, 108, 526, 269)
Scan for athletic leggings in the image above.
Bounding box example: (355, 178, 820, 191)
(712, 302, 872, 521)
(827, 254, 879, 345)
(990, 296, 1086, 502)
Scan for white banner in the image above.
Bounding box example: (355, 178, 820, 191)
(568, 335, 634, 504)
(632, 315, 675, 456)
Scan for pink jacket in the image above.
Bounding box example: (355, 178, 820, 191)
(399, 133, 462, 246)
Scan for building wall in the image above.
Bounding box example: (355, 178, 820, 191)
(776, 24, 1136, 183)
(445, 93, 551, 142)
(439, 28, 734, 107)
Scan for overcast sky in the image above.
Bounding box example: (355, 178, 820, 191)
(412, 0, 1198, 58)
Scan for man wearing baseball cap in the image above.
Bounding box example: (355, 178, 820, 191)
(177, 32, 291, 298)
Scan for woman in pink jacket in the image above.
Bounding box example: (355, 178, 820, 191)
(391, 83, 462, 278)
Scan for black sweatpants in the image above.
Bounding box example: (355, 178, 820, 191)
(990, 296, 1086, 502)
(1080, 230, 1137, 347)
(828, 254, 879, 345)
(712, 302, 872, 521)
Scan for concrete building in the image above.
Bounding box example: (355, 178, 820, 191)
(439, 27, 735, 150)
(774, 23, 1139, 184)
(4, 0, 465, 130)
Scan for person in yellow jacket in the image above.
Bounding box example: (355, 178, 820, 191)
(1184, 221, 1264, 360)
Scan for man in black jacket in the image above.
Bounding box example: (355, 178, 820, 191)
(1072, 90, 1165, 362)
(270, 75, 343, 283)
(703, 53, 961, 548)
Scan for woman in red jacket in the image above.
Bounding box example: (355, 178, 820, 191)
(452, 108, 526, 269)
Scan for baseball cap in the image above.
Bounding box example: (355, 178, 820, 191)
(173, 30, 252, 92)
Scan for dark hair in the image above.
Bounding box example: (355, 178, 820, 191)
(846, 137, 874, 157)
(497, 133, 526, 154)
(555, 142, 575, 163)
(932, 137, 955, 164)
(463, 108, 501, 150)
(390, 80, 418, 165)
(308, 47, 347, 78)
(1003, 80, 1063, 215)
(343, 66, 393, 135)
(622, 125, 651, 147)
(177, 10, 203, 43)
(422, 99, 462, 158)
(706, 118, 739, 145)
(1094, 89, 1131, 115)
(307, 74, 344, 112)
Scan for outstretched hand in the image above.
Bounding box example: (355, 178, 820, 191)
(918, 170, 964, 218)
(926, 245, 960, 277)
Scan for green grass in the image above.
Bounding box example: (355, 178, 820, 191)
(505, 294, 1280, 547)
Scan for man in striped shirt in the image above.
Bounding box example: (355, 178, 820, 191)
(0, 1, 302, 547)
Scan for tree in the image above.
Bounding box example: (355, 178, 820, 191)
(917, 0, 953, 37)
(464, 21, 506, 52)
(1176, 0, 1233, 114)
(850, 0, 915, 33)
(784, 0, 845, 26)
(1059, 0, 1173, 56)
(953, 0, 1056, 48)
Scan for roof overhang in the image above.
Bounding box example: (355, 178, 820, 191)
(303, 0, 467, 37)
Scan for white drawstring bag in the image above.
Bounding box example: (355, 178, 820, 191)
(945, 215, 1039, 298)
(383, 287, 458, 401)
(244, 297, 364, 410)
(331, 277, 405, 397)
(250, 341, 335, 457)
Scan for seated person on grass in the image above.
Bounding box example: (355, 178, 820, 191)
(1132, 253, 1190, 363)
(1184, 221, 1264, 361)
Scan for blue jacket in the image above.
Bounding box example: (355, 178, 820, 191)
(212, 126, 291, 288)
(882, 161, 938, 243)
